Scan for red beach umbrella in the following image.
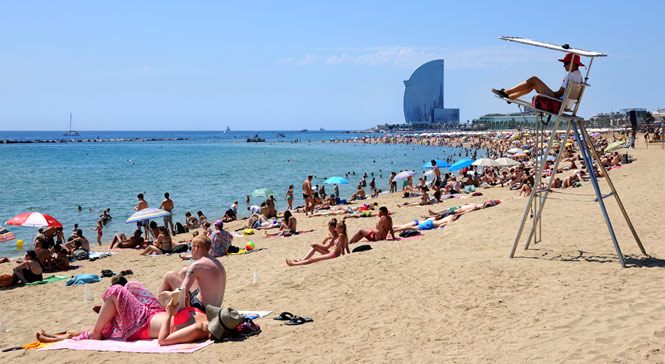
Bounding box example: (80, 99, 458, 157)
(5, 212, 63, 228)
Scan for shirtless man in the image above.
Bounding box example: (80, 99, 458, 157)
(65, 229, 90, 251)
(159, 192, 175, 235)
(134, 193, 149, 237)
(348, 206, 395, 244)
(431, 160, 441, 186)
(350, 185, 366, 201)
(159, 235, 226, 312)
(302, 175, 314, 215)
(109, 230, 144, 249)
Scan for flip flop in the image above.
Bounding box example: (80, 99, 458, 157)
(285, 316, 313, 325)
(491, 88, 512, 103)
(273, 312, 294, 321)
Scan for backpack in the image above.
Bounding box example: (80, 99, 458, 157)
(73, 249, 89, 261)
(175, 222, 188, 235)
(532, 95, 562, 114)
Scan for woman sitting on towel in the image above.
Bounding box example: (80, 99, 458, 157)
(286, 221, 349, 266)
(139, 226, 173, 255)
(36, 281, 213, 345)
(265, 210, 297, 237)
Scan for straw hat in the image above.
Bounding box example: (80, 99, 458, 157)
(206, 305, 244, 340)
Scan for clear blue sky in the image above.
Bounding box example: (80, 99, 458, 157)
(1, 1, 663, 131)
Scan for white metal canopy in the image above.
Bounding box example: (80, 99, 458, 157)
(500, 36, 607, 58)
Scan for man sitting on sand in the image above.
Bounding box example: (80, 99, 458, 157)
(348, 206, 395, 244)
(350, 185, 366, 201)
(110, 230, 145, 249)
(65, 229, 90, 252)
(159, 235, 226, 312)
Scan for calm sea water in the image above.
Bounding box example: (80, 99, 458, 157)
(0, 130, 477, 258)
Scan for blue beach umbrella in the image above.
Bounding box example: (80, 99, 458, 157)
(324, 176, 349, 184)
(448, 158, 475, 172)
(125, 208, 170, 224)
(422, 160, 451, 169)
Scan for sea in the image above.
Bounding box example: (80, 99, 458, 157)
(0, 129, 478, 258)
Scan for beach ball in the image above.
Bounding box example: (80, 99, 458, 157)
(245, 241, 255, 251)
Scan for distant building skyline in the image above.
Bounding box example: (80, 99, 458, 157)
(403, 60, 459, 126)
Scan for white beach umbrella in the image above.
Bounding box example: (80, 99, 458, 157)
(472, 158, 500, 167)
(495, 157, 520, 166)
(506, 147, 523, 154)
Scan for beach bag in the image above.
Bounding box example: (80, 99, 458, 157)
(243, 229, 254, 236)
(532, 95, 562, 114)
(218, 318, 261, 340)
(399, 230, 421, 238)
(0, 274, 13, 287)
(175, 222, 188, 234)
(73, 249, 89, 261)
(172, 243, 189, 253)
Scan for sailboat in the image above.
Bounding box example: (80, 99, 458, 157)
(63, 113, 79, 136)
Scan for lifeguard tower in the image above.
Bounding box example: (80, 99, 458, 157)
(494, 37, 646, 268)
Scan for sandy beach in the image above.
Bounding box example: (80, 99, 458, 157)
(1, 140, 665, 363)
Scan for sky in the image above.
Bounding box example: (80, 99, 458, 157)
(1, 0, 663, 131)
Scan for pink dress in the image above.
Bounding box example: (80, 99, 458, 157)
(101, 282, 165, 340)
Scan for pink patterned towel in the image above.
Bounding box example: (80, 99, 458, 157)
(37, 338, 213, 354)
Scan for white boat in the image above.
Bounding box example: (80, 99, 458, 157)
(63, 113, 79, 136)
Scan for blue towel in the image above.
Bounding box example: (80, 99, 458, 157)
(66, 274, 102, 286)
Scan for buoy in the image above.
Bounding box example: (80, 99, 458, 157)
(16, 240, 23, 249)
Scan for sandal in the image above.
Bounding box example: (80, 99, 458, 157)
(285, 316, 313, 325)
(273, 312, 294, 321)
(491, 88, 512, 104)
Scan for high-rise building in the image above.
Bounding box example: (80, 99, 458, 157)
(403, 59, 459, 126)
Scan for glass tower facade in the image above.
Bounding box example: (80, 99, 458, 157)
(403, 59, 459, 125)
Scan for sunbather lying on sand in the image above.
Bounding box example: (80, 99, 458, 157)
(36, 281, 216, 345)
(265, 210, 297, 237)
(393, 214, 459, 232)
(286, 221, 349, 266)
(110, 230, 144, 249)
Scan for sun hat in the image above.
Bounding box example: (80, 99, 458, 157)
(558, 53, 584, 67)
(206, 306, 244, 340)
(214, 219, 224, 227)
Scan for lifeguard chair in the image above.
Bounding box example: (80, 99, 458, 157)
(494, 37, 646, 268)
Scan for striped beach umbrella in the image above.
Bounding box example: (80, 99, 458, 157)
(6, 212, 62, 228)
(0, 225, 16, 242)
(125, 208, 170, 224)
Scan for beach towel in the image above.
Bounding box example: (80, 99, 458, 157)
(65, 274, 101, 286)
(260, 230, 314, 239)
(238, 310, 272, 320)
(88, 252, 115, 260)
(229, 248, 267, 255)
(26, 275, 73, 286)
(37, 338, 213, 354)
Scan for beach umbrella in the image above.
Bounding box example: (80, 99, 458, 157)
(424, 170, 434, 176)
(535, 155, 557, 162)
(393, 170, 416, 181)
(323, 176, 349, 185)
(591, 133, 600, 137)
(495, 157, 520, 166)
(472, 158, 500, 167)
(507, 147, 523, 154)
(125, 208, 170, 224)
(511, 153, 528, 158)
(250, 188, 276, 198)
(6, 212, 62, 228)
(605, 140, 627, 153)
(422, 160, 451, 169)
(449, 158, 475, 172)
(0, 225, 16, 242)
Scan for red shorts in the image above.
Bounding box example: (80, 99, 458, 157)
(366, 231, 376, 241)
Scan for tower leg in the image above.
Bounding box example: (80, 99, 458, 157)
(571, 121, 626, 267)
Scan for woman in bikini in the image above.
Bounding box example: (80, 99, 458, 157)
(286, 221, 349, 266)
(91, 220, 103, 246)
(265, 210, 297, 237)
(12, 250, 43, 285)
(139, 226, 173, 255)
(36, 281, 211, 345)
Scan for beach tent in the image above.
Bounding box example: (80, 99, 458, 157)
(496, 36, 644, 268)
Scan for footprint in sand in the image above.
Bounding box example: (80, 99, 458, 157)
(653, 329, 665, 338)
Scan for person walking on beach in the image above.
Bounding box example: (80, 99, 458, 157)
(159, 192, 175, 235)
(285, 185, 294, 210)
(389, 172, 397, 193)
(432, 160, 441, 187)
(134, 193, 149, 237)
(159, 235, 227, 312)
(492, 53, 584, 110)
(302, 175, 314, 215)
